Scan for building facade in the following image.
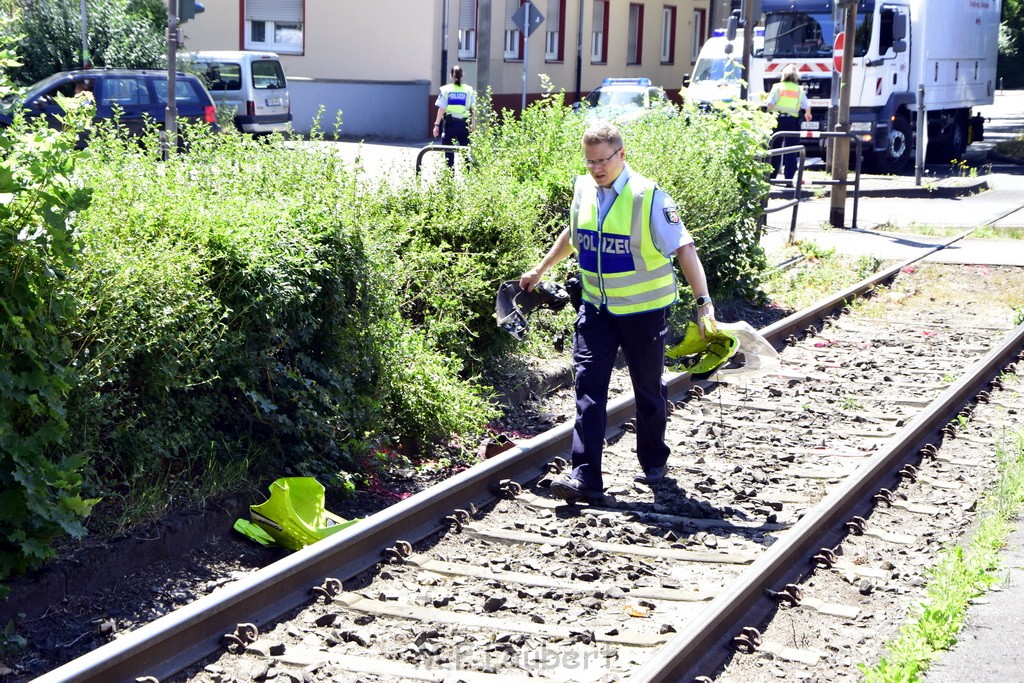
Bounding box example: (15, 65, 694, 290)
(182, 0, 731, 140)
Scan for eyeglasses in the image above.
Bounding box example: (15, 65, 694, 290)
(584, 147, 622, 168)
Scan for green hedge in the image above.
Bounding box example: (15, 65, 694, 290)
(0, 75, 774, 591)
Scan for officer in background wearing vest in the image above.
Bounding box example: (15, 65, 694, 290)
(766, 64, 812, 182)
(433, 65, 476, 169)
(519, 121, 716, 503)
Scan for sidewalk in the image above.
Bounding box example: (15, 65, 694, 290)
(760, 169, 1024, 266)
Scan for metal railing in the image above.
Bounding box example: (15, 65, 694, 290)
(765, 131, 866, 238)
(415, 144, 473, 175)
(760, 143, 806, 242)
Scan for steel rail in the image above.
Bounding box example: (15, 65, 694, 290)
(35, 386, 660, 682)
(634, 320, 1024, 682)
(33, 230, 986, 683)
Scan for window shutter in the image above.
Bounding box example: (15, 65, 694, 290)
(547, 0, 560, 32)
(592, 1, 604, 28)
(628, 5, 640, 61)
(459, 0, 476, 29)
(506, 0, 520, 30)
(245, 0, 302, 23)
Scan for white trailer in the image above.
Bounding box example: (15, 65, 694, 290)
(749, 0, 1002, 173)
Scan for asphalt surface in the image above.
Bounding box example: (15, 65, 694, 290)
(761, 89, 1024, 267)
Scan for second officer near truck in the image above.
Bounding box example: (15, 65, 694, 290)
(766, 64, 813, 182)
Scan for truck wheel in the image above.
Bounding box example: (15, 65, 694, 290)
(927, 112, 968, 163)
(870, 117, 913, 175)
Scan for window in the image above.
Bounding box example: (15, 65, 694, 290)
(505, 0, 523, 60)
(459, 0, 478, 59)
(244, 0, 303, 54)
(202, 62, 242, 91)
(661, 5, 677, 64)
(545, 0, 565, 61)
(628, 4, 644, 66)
(101, 78, 150, 107)
(692, 8, 706, 62)
(591, 0, 608, 63)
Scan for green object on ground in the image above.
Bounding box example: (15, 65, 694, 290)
(665, 317, 740, 378)
(234, 477, 359, 551)
(233, 517, 276, 546)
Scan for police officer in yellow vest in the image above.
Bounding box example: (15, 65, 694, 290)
(433, 65, 476, 169)
(519, 121, 716, 503)
(766, 64, 813, 181)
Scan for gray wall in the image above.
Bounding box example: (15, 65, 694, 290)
(289, 78, 430, 141)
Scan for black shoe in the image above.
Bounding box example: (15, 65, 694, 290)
(549, 474, 606, 503)
(634, 466, 668, 485)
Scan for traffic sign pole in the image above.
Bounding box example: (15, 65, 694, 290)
(522, 2, 529, 111)
(511, 1, 544, 113)
(164, 0, 178, 159)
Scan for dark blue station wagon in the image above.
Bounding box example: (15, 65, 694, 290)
(0, 68, 221, 141)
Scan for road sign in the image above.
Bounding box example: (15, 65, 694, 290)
(179, 0, 204, 22)
(511, 1, 544, 37)
(833, 31, 845, 72)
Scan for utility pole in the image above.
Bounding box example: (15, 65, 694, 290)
(829, 2, 856, 228)
(477, 0, 492, 104)
(80, 0, 89, 68)
(164, 0, 179, 159)
(440, 0, 449, 94)
(574, 0, 583, 102)
(739, 0, 756, 101)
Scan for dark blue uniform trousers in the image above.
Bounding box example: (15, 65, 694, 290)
(772, 114, 802, 180)
(441, 116, 469, 168)
(569, 301, 671, 491)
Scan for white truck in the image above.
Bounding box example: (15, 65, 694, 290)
(748, 0, 1002, 173)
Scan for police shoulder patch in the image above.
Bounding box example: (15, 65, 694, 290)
(663, 206, 681, 224)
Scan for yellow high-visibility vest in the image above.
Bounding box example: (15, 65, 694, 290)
(772, 82, 802, 117)
(440, 83, 474, 119)
(570, 173, 678, 315)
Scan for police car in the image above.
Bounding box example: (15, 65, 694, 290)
(574, 78, 673, 123)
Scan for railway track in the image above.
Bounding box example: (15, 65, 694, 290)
(35, 243, 1024, 683)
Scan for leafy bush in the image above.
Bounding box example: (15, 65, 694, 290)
(0, 41, 95, 596)
(66, 127, 498, 500)
(0, 64, 774, 589)
(375, 88, 775, 367)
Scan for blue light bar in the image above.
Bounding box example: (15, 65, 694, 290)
(601, 77, 652, 87)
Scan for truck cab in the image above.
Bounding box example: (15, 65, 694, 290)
(750, 0, 1000, 174)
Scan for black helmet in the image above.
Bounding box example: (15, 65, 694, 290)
(494, 280, 571, 341)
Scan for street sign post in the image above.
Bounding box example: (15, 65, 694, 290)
(511, 0, 544, 111)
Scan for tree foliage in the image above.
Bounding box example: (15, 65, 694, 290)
(1000, 0, 1024, 86)
(0, 23, 95, 598)
(11, 0, 165, 84)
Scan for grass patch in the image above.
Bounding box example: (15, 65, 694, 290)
(859, 428, 1024, 682)
(994, 134, 1024, 161)
(760, 241, 883, 310)
(873, 223, 1024, 240)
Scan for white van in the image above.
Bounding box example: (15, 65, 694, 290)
(184, 50, 291, 134)
(682, 29, 763, 109)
